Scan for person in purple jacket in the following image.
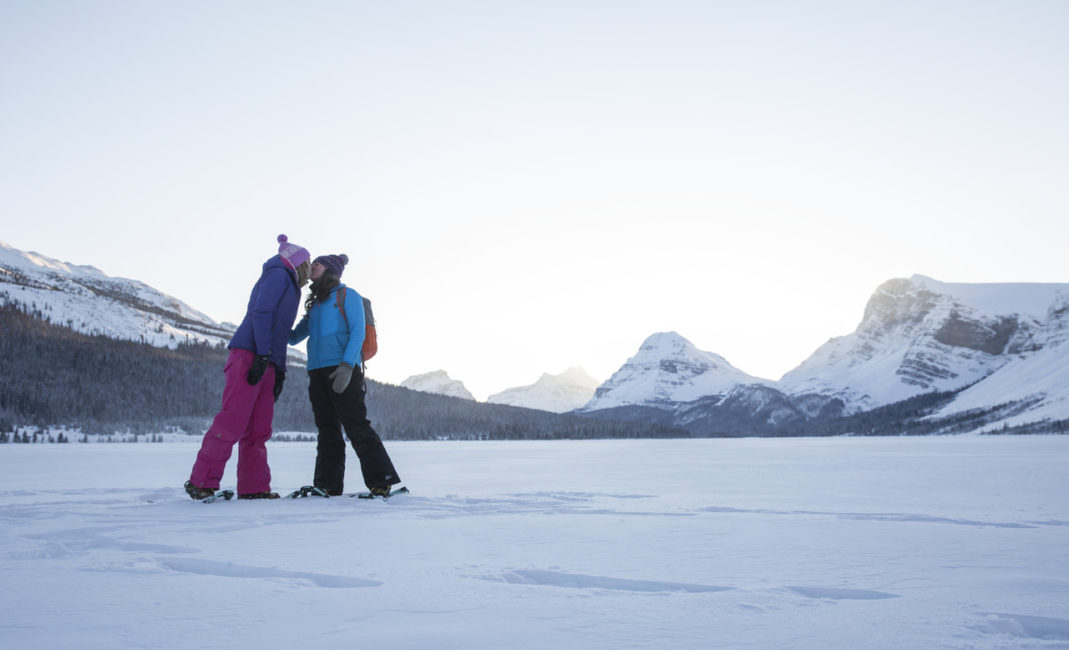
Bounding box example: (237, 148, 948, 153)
(185, 234, 311, 500)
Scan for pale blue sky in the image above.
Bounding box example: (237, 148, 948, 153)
(2, 1, 1067, 399)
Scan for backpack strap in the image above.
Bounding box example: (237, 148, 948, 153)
(336, 287, 349, 329)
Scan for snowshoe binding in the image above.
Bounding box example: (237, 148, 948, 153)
(185, 480, 215, 500)
(186, 481, 234, 503)
(355, 486, 409, 499)
(286, 485, 331, 499)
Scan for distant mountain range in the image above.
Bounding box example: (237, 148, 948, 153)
(487, 367, 599, 413)
(400, 367, 599, 414)
(3, 239, 1065, 436)
(579, 275, 1069, 435)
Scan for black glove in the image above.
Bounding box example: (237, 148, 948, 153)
(273, 371, 285, 402)
(247, 354, 271, 385)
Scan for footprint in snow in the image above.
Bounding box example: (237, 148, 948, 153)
(158, 557, 381, 588)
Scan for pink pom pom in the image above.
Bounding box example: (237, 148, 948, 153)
(278, 234, 288, 244)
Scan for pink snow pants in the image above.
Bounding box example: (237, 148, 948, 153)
(189, 348, 276, 494)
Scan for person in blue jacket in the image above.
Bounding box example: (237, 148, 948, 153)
(289, 253, 401, 496)
(187, 234, 311, 500)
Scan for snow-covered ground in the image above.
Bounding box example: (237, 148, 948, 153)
(2, 437, 1068, 649)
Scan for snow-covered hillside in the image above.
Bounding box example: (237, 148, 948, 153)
(780, 275, 1069, 414)
(582, 331, 768, 411)
(400, 370, 475, 401)
(0, 240, 233, 348)
(487, 367, 599, 413)
(932, 292, 1069, 431)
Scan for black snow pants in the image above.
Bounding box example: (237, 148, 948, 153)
(308, 365, 400, 495)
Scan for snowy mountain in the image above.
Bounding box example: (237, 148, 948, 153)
(487, 367, 599, 413)
(577, 332, 836, 435)
(930, 291, 1069, 432)
(581, 331, 768, 411)
(779, 275, 1069, 414)
(400, 370, 476, 401)
(581, 277, 1069, 435)
(0, 240, 234, 348)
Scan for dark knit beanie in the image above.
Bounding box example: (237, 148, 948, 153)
(315, 254, 348, 278)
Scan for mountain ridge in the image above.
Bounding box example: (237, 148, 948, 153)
(1, 240, 234, 348)
(487, 367, 599, 413)
(579, 275, 1069, 435)
(400, 370, 476, 401)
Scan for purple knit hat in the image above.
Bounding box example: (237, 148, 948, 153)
(277, 234, 310, 269)
(314, 254, 348, 278)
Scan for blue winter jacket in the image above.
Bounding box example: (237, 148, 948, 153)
(228, 255, 302, 372)
(289, 284, 366, 371)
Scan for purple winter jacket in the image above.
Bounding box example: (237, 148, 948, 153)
(228, 255, 302, 372)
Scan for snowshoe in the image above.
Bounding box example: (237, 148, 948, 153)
(286, 485, 331, 499)
(202, 489, 234, 503)
(237, 491, 280, 500)
(355, 486, 409, 499)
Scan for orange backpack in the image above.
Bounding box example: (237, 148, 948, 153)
(337, 288, 378, 364)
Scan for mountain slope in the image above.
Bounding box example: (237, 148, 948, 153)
(779, 274, 1068, 414)
(931, 292, 1069, 430)
(487, 367, 599, 413)
(1, 240, 233, 347)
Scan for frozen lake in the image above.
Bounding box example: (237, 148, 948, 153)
(2, 436, 1068, 649)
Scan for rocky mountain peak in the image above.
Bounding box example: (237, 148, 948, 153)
(400, 370, 476, 401)
(581, 332, 766, 411)
(860, 277, 940, 331)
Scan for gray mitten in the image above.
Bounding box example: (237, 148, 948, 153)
(329, 363, 354, 393)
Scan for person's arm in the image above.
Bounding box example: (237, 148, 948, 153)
(289, 314, 310, 345)
(250, 267, 289, 358)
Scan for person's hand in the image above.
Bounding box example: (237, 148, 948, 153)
(273, 371, 285, 402)
(329, 363, 353, 393)
(247, 355, 271, 385)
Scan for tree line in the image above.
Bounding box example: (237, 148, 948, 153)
(6, 302, 1057, 439)
(0, 303, 688, 440)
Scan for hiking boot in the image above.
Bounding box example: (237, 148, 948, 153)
(237, 491, 280, 500)
(184, 481, 215, 500)
(369, 485, 391, 498)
